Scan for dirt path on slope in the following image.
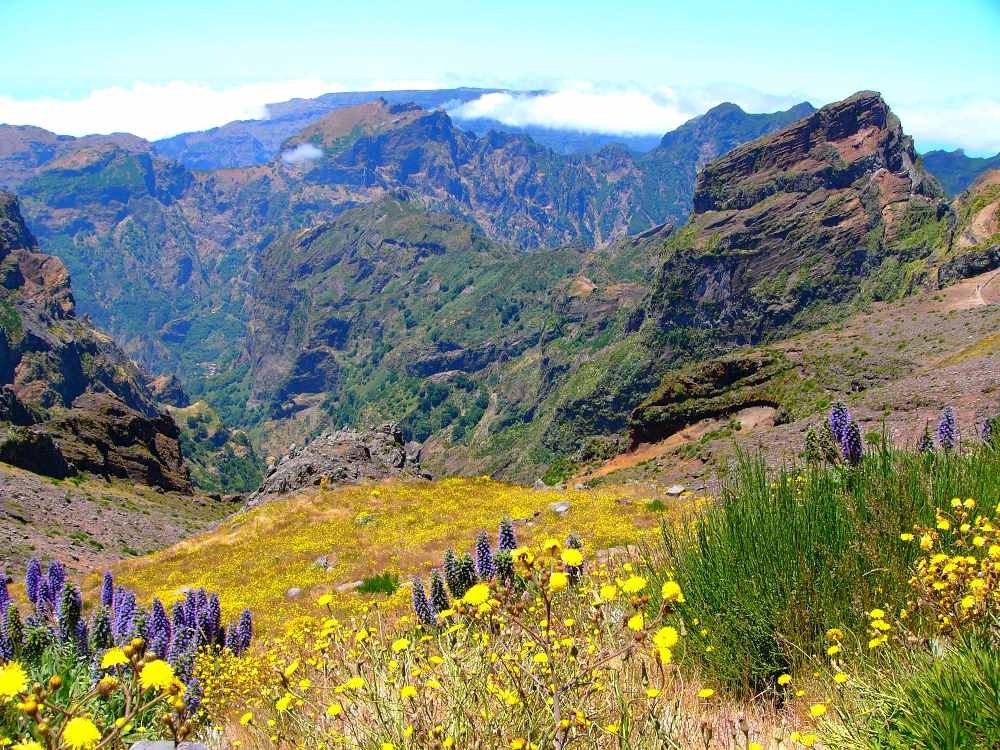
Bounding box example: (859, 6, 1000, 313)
(575, 406, 778, 483)
(941, 268, 1000, 311)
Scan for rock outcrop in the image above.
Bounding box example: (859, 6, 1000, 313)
(629, 350, 794, 446)
(645, 91, 947, 342)
(247, 423, 427, 506)
(0, 191, 191, 491)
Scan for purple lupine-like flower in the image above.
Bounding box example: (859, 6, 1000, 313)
(57, 585, 82, 643)
(829, 402, 851, 444)
(171, 601, 186, 633)
(25, 558, 42, 604)
(498, 517, 517, 552)
(147, 598, 171, 658)
(918, 423, 934, 453)
(429, 569, 449, 613)
(411, 577, 436, 627)
(224, 624, 238, 653)
(35, 578, 52, 617)
(207, 594, 222, 644)
(0, 628, 11, 662)
(236, 608, 253, 655)
(113, 590, 136, 644)
(75, 619, 90, 659)
(46, 561, 66, 604)
(938, 406, 958, 450)
(475, 531, 495, 580)
(101, 572, 114, 608)
(0, 574, 9, 618)
(840, 420, 863, 466)
(185, 677, 203, 713)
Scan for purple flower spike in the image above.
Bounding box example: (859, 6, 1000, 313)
(937, 406, 958, 451)
(46, 561, 66, 604)
(829, 402, 851, 444)
(475, 531, 495, 580)
(101, 572, 114, 608)
(236, 609, 253, 655)
(25, 558, 42, 604)
(840, 420, 863, 466)
(411, 577, 436, 627)
(498, 517, 517, 552)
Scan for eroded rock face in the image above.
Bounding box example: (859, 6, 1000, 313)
(247, 423, 427, 506)
(0, 191, 191, 492)
(646, 91, 947, 341)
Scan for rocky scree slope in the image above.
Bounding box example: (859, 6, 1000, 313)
(0, 191, 191, 491)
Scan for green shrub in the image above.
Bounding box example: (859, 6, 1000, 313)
(357, 571, 401, 595)
(652, 445, 1000, 695)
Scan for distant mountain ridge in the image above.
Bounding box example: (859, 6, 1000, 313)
(921, 148, 1000, 196)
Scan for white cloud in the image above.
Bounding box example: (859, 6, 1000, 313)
(0, 80, 345, 141)
(448, 84, 809, 135)
(897, 98, 1000, 155)
(280, 143, 324, 164)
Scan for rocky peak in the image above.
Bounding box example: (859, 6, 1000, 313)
(692, 91, 939, 214)
(0, 191, 35, 259)
(645, 91, 948, 341)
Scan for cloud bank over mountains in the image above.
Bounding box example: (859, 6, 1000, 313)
(0, 79, 996, 155)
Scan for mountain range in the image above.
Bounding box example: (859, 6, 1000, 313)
(0, 89, 997, 489)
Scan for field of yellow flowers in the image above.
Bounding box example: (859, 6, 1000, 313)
(106, 478, 692, 634)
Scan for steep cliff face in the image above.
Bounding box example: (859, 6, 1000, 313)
(0, 191, 191, 491)
(644, 91, 947, 342)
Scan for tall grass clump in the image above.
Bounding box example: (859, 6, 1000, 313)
(823, 639, 1000, 749)
(655, 440, 1000, 695)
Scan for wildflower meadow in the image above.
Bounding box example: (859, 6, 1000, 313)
(3, 403, 1000, 748)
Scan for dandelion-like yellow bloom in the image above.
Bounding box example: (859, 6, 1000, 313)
(627, 613, 644, 631)
(62, 717, 102, 750)
(139, 660, 175, 691)
(777, 673, 792, 686)
(652, 626, 678, 650)
(697, 688, 715, 699)
(599, 584, 618, 601)
(809, 703, 827, 718)
(101, 648, 129, 669)
(621, 576, 646, 594)
(549, 572, 569, 592)
(275, 693, 293, 712)
(560, 549, 583, 567)
(660, 580, 684, 603)
(0, 662, 27, 699)
(463, 583, 491, 606)
(400, 685, 417, 699)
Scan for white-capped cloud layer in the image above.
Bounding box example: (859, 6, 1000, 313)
(0, 80, 345, 141)
(0, 80, 996, 154)
(450, 85, 1000, 155)
(449, 84, 808, 135)
(280, 143, 324, 164)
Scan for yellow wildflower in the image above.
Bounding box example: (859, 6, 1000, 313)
(0, 662, 27, 699)
(62, 717, 101, 750)
(139, 660, 175, 691)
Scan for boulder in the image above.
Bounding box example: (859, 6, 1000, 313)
(245, 422, 427, 506)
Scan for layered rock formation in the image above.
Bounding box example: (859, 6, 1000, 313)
(644, 91, 946, 342)
(247, 423, 426, 506)
(0, 191, 191, 491)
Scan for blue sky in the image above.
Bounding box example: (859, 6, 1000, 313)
(1, 0, 998, 152)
